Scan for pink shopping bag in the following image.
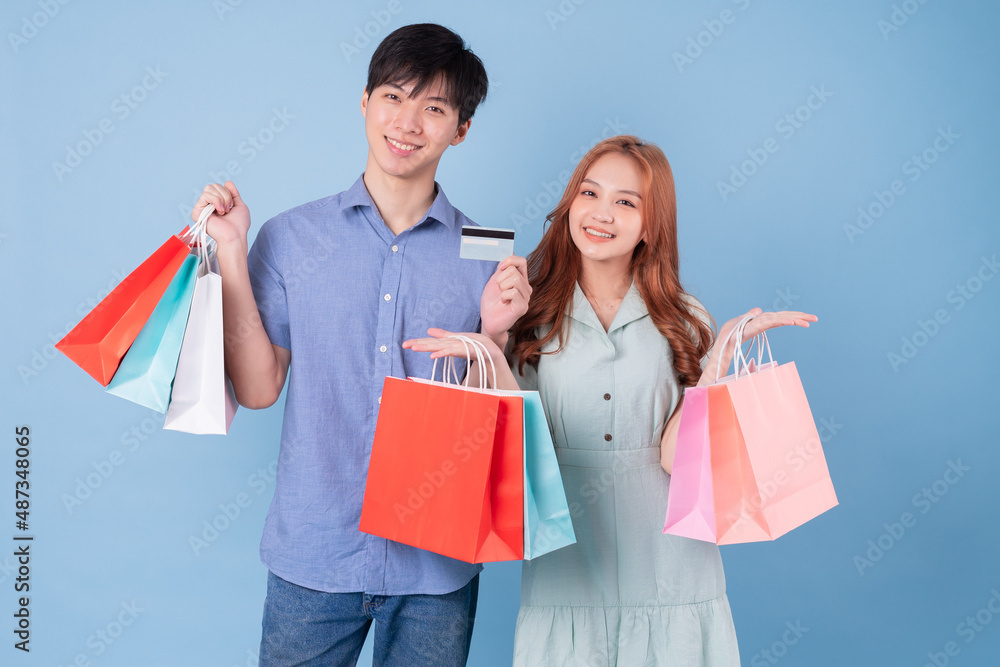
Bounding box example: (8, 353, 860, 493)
(664, 316, 837, 544)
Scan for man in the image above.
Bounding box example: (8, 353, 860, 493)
(192, 23, 530, 666)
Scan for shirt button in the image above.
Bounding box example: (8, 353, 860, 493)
(391, 245, 399, 253)
(379, 345, 387, 353)
(378, 396, 382, 404)
(604, 433, 612, 442)
(384, 293, 392, 302)
(603, 393, 611, 400)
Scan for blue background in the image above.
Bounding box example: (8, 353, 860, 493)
(2, 1, 999, 665)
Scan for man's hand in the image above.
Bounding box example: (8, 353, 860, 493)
(192, 181, 251, 254)
(480, 255, 531, 347)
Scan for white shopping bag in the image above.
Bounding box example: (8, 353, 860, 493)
(163, 210, 238, 434)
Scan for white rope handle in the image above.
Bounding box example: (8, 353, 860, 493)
(425, 336, 498, 391)
(715, 315, 755, 382)
(450, 336, 482, 389)
(181, 204, 217, 275)
(730, 318, 777, 380)
(431, 336, 472, 385)
(461, 337, 498, 390)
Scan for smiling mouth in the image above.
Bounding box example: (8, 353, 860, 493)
(584, 227, 615, 239)
(386, 137, 420, 152)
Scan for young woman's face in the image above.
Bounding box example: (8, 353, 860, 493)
(361, 77, 470, 182)
(568, 153, 646, 266)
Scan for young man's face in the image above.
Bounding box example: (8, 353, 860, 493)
(361, 77, 470, 183)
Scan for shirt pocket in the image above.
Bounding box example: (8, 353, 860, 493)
(402, 297, 482, 379)
(407, 296, 481, 337)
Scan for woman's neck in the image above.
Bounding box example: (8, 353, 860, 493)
(578, 259, 632, 303)
(578, 260, 633, 331)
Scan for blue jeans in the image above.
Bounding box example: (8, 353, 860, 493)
(258, 571, 479, 667)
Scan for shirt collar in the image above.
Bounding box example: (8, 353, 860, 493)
(340, 174, 459, 230)
(570, 280, 649, 334)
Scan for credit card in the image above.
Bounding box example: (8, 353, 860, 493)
(460, 226, 515, 261)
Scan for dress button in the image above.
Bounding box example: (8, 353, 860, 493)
(379, 345, 387, 353)
(384, 293, 392, 302)
(603, 393, 611, 400)
(604, 433, 612, 442)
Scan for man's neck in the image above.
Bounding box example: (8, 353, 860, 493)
(362, 157, 437, 237)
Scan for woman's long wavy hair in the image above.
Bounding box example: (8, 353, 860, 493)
(511, 135, 714, 387)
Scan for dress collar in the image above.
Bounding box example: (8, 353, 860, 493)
(570, 280, 649, 334)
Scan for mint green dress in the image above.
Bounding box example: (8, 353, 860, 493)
(512, 283, 740, 666)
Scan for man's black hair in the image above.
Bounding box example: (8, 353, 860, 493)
(367, 23, 488, 127)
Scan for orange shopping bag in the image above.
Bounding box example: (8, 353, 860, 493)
(56, 232, 191, 385)
(665, 316, 838, 544)
(359, 340, 524, 563)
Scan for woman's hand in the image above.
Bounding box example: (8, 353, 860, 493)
(698, 307, 818, 386)
(479, 256, 531, 349)
(403, 328, 521, 390)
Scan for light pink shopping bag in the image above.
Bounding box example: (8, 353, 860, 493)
(722, 360, 838, 541)
(664, 316, 837, 544)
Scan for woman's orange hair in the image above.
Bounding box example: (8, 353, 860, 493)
(511, 135, 714, 387)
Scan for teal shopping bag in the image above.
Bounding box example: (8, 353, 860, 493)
(105, 254, 198, 412)
(519, 392, 576, 559)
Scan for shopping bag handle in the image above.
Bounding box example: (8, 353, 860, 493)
(733, 317, 774, 379)
(430, 336, 470, 385)
(715, 315, 774, 382)
(447, 335, 497, 390)
(180, 205, 218, 276)
(427, 335, 498, 391)
(460, 337, 498, 390)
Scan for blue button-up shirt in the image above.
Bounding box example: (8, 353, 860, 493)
(247, 175, 496, 594)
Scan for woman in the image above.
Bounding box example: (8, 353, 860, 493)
(405, 135, 816, 665)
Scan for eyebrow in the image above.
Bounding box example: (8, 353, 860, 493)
(582, 178, 643, 199)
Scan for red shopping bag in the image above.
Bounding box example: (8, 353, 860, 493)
(665, 317, 837, 544)
(359, 376, 524, 563)
(56, 233, 191, 385)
